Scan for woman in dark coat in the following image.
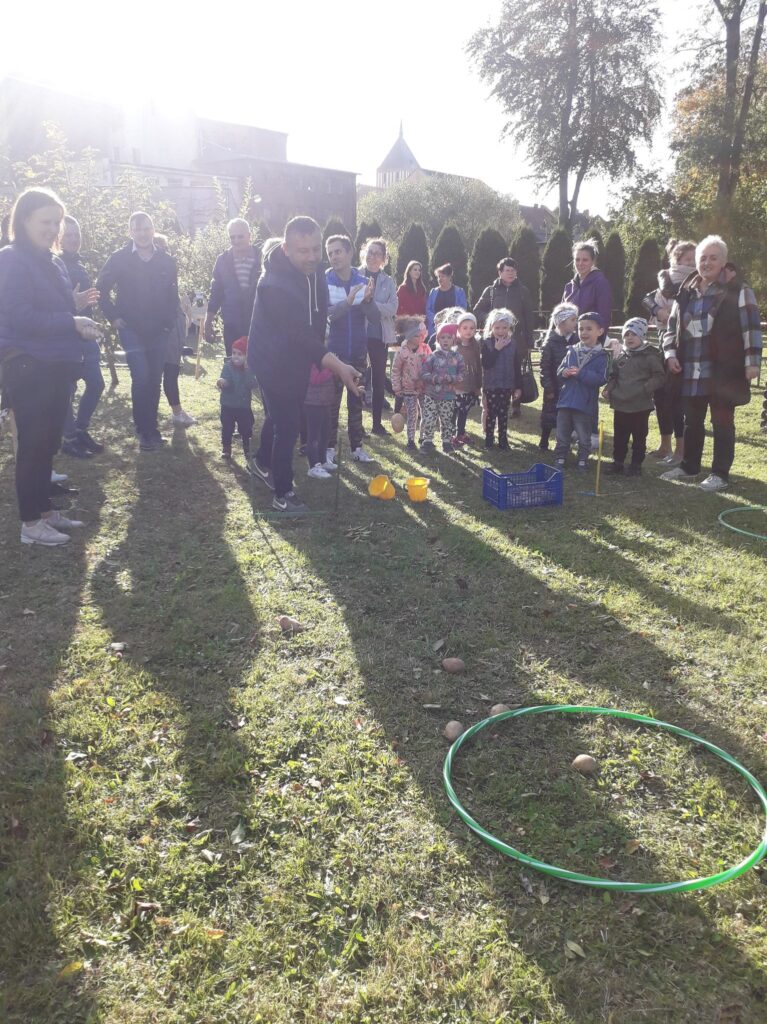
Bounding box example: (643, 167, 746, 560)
(0, 188, 102, 545)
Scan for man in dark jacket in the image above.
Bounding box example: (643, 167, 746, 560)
(59, 215, 104, 458)
(204, 218, 261, 356)
(97, 211, 178, 450)
(247, 216, 360, 517)
(473, 257, 535, 417)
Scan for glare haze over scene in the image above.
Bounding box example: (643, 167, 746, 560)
(5, 0, 690, 216)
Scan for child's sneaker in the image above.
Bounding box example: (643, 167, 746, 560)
(484, 434, 495, 449)
(442, 440, 455, 453)
(406, 439, 417, 451)
(308, 464, 331, 479)
(420, 440, 435, 453)
(220, 448, 232, 461)
(352, 446, 375, 463)
(577, 460, 588, 472)
(498, 437, 511, 451)
(459, 433, 471, 445)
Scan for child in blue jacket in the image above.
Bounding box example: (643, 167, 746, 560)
(553, 312, 608, 471)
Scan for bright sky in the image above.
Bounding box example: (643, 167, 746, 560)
(4, 0, 701, 217)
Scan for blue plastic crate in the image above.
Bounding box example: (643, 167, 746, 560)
(482, 463, 563, 510)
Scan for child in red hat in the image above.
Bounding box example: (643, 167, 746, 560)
(216, 336, 257, 462)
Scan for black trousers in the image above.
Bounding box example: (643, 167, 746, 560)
(4, 355, 77, 522)
(305, 404, 331, 467)
(681, 395, 736, 479)
(220, 405, 254, 454)
(654, 382, 684, 439)
(367, 338, 388, 428)
(163, 363, 180, 408)
(256, 385, 303, 498)
(612, 409, 651, 465)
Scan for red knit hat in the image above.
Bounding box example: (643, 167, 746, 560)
(232, 337, 248, 355)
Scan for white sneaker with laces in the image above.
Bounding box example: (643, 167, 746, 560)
(660, 466, 697, 481)
(307, 464, 332, 479)
(21, 519, 70, 546)
(321, 460, 337, 472)
(352, 447, 375, 463)
(46, 510, 84, 529)
(50, 470, 68, 483)
(172, 410, 197, 427)
(699, 473, 728, 492)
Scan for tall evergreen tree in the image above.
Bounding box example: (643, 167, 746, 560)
(253, 219, 273, 245)
(627, 238, 662, 318)
(469, 227, 508, 305)
(355, 220, 383, 256)
(510, 226, 541, 312)
(430, 225, 468, 292)
(583, 226, 605, 258)
(395, 223, 430, 285)
(540, 227, 574, 312)
(602, 231, 627, 321)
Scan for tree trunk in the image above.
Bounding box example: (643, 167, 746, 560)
(715, 3, 742, 203)
(727, 1, 767, 197)
(558, 0, 579, 227)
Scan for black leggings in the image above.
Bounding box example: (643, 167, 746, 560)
(163, 363, 180, 408)
(4, 355, 77, 522)
(367, 338, 388, 428)
(454, 393, 478, 434)
(484, 388, 512, 440)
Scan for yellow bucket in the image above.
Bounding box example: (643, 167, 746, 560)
(368, 475, 390, 498)
(380, 481, 396, 500)
(406, 477, 430, 502)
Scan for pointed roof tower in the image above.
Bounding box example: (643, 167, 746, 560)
(377, 123, 420, 175)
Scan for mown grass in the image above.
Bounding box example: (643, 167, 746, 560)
(1, 349, 767, 1023)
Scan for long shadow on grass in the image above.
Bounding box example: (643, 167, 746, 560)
(264, 441, 767, 1024)
(89, 426, 263, 922)
(0, 443, 104, 1022)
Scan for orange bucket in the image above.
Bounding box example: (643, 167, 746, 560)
(368, 475, 390, 498)
(380, 481, 396, 500)
(406, 477, 429, 502)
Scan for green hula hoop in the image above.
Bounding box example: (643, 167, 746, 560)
(718, 505, 767, 541)
(443, 705, 767, 894)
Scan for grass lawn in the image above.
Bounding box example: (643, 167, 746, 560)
(2, 349, 767, 1024)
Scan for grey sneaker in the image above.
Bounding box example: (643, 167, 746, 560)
(699, 473, 728, 492)
(249, 458, 275, 490)
(660, 466, 697, 482)
(272, 491, 309, 517)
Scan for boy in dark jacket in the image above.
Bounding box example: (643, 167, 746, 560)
(554, 312, 608, 470)
(603, 318, 667, 476)
(217, 336, 256, 462)
(539, 302, 578, 450)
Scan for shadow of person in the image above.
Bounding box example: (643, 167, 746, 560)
(88, 426, 263, 914)
(0, 441, 104, 1022)
(263, 456, 767, 1024)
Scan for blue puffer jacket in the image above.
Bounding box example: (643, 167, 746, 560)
(480, 336, 522, 390)
(556, 343, 608, 416)
(0, 243, 83, 363)
(326, 267, 379, 366)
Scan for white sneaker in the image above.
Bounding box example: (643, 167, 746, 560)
(325, 448, 337, 465)
(172, 410, 196, 427)
(307, 464, 331, 479)
(21, 520, 70, 546)
(46, 510, 84, 529)
(352, 447, 376, 463)
(321, 460, 337, 472)
(51, 470, 68, 483)
(660, 466, 697, 482)
(699, 473, 728, 492)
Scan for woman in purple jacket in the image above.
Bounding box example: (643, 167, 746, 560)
(562, 239, 613, 443)
(0, 188, 102, 546)
(562, 239, 613, 330)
